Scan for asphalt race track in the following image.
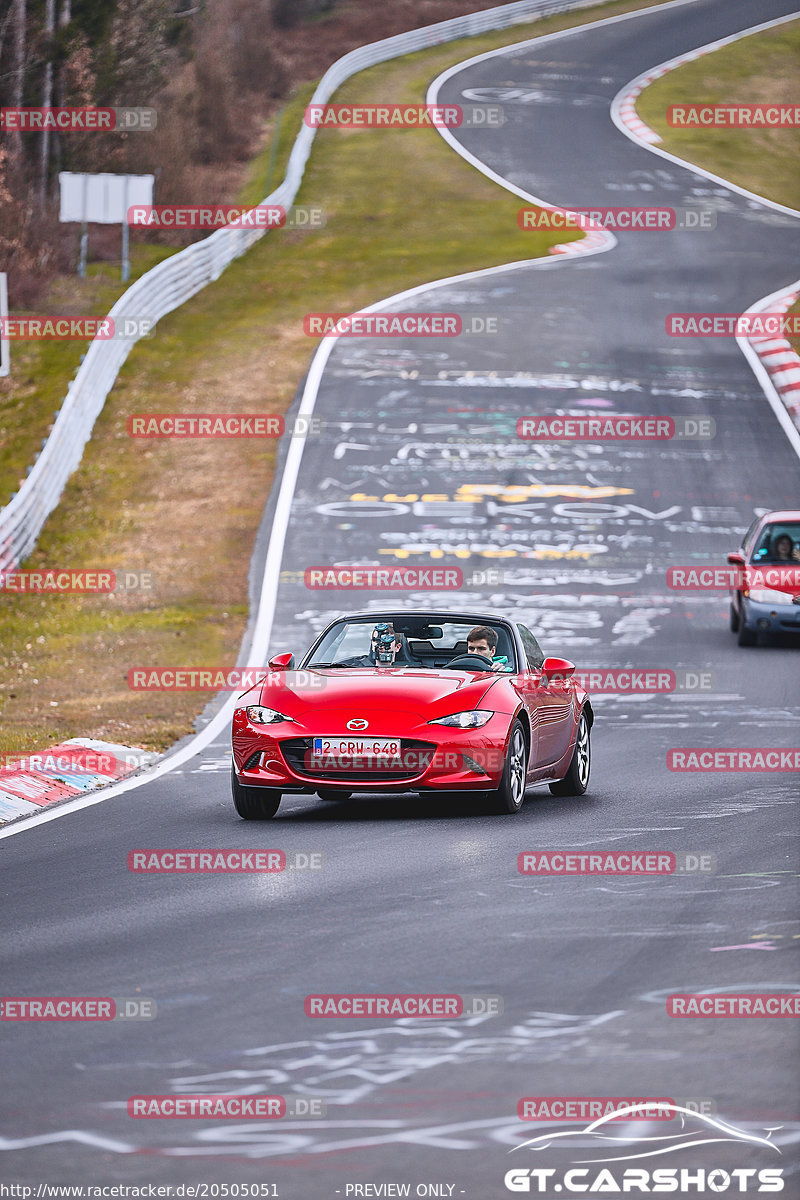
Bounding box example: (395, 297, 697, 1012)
(2, 0, 799, 1192)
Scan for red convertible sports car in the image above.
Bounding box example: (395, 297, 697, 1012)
(231, 610, 593, 818)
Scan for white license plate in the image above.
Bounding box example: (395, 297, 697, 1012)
(312, 737, 402, 759)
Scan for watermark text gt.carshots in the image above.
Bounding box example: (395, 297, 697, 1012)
(504, 1168, 784, 1192)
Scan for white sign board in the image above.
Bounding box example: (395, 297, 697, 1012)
(0, 273, 9, 377)
(59, 172, 154, 224)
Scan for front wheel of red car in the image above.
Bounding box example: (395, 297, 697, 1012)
(231, 767, 281, 819)
(549, 712, 591, 796)
(492, 720, 528, 814)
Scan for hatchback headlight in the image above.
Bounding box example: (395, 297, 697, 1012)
(747, 588, 794, 605)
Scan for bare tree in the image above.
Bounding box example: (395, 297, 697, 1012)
(52, 0, 72, 175)
(10, 0, 25, 161)
(38, 0, 56, 201)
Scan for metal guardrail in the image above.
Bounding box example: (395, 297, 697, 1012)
(0, 0, 599, 571)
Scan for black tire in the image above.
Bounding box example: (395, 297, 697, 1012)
(491, 719, 528, 814)
(729, 602, 740, 632)
(317, 789, 352, 802)
(737, 621, 756, 646)
(549, 711, 591, 796)
(231, 767, 281, 819)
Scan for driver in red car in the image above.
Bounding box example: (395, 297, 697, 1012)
(467, 625, 512, 671)
(342, 622, 404, 667)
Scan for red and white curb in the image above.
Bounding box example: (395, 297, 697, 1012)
(616, 75, 664, 144)
(0, 738, 158, 825)
(741, 283, 800, 434)
(550, 226, 612, 257)
(614, 46, 718, 145)
(612, 13, 800, 151)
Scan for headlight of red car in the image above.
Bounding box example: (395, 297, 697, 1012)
(246, 706, 290, 724)
(428, 710, 494, 729)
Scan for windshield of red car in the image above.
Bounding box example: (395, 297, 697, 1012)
(749, 522, 800, 563)
(304, 619, 515, 669)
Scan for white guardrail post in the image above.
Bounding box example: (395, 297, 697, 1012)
(0, 273, 9, 378)
(0, 0, 599, 572)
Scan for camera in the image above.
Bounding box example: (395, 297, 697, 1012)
(377, 633, 395, 664)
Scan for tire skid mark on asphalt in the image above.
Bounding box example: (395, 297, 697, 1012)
(1, 1010, 634, 1156)
(5, 1116, 799, 1161)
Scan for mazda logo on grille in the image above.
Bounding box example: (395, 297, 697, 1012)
(346, 718, 369, 730)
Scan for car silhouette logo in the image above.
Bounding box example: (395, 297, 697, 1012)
(346, 718, 369, 730)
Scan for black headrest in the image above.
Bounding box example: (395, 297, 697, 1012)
(395, 633, 421, 664)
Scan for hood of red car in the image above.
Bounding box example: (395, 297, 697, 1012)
(249, 667, 499, 719)
(747, 566, 800, 600)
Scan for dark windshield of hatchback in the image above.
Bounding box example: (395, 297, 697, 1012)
(750, 523, 800, 564)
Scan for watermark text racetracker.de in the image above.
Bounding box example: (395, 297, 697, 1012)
(0, 317, 156, 340)
(0, 748, 150, 775)
(0, 569, 155, 594)
(303, 312, 499, 337)
(304, 565, 463, 590)
(126, 414, 323, 438)
(128, 1094, 326, 1118)
(127, 849, 324, 872)
(517, 414, 714, 440)
(668, 102, 800, 127)
(667, 312, 800, 336)
(126, 667, 327, 691)
(561, 669, 715, 693)
(668, 565, 800, 590)
(668, 993, 800, 1017)
(0, 106, 156, 130)
(304, 102, 504, 128)
(128, 204, 325, 230)
(517, 1096, 714, 1120)
(1, 569, 110, 593)
(1, 997, 156, 1020)
(304, 993, 503, 1017)
(517, 851, 716, 875)
(518, 205, 716, 231)
(668, 749, 800, 772)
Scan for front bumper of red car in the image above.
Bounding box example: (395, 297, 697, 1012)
(231, 708, 513, 792)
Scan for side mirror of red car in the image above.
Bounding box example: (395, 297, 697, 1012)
(727, 551, 745, 565)
(268, 652, 295, 671)
(542, 656, 575, 683)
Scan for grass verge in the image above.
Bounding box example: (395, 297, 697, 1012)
(636, 19, 800, 210)
(636, 19, 800, 357)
